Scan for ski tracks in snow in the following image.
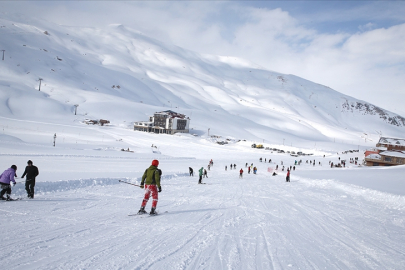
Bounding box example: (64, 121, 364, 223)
(1, 171, 405, 269)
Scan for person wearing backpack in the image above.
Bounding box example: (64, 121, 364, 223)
(137, 160, 162, 215)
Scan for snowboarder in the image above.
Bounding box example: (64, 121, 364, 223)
(203, 169, 208, 178)
(21, 160, 39, 199)
(286, 169, 290, 182)
(239, 168, 243, 178)
(198, 167, 204, 184)
(137, 160, 162, 215)
(0, 165, 17, 201)
(189, 167, 193, 176)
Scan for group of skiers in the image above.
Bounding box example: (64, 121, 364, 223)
(0, 160, 39, 201)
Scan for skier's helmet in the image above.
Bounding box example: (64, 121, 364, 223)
(152, 160, 159, 167)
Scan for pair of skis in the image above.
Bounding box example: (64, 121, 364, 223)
(128, 211, 168, 217)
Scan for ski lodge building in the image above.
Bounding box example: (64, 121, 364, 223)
(134, 110, 190, 135)
(364, 137, 405, 166)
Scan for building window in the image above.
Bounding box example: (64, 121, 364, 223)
(384, 157, 392, 162)
(177, 119, 187, 130)
(396, 158, 403, 164)
(373, 162, 379, 166)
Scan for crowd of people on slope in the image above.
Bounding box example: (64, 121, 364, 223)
(0, 160, 39, 201)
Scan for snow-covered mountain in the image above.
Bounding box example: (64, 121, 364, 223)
(1, 14, 404, 146)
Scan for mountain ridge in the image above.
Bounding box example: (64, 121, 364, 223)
(0, 15, 403, 145)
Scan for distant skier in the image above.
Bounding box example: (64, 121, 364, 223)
(189, 167, 193, 176)
(137, 160, 162, 215)
(230, 164, 232, 170)
(248, 166, 251, 174)
(0, 165, 17, 201)
(21, 160, 39, 199)
(233, 164, 236, 169)
(203, 169, 208, 178)
(208, 164, 210, 171)
(286, 169, 290, 182)
(253, 167, 257, 174)
(198, 167, 204, 184)
(239, 168, 243, 178)
(245, 163, 248, 167)
(225, 165, 227, 171)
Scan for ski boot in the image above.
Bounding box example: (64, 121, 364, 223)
(137, 206, 147, 215)
(149, 207, 157, 215)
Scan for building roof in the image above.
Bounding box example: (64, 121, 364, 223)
(380, 150, 405, 158)
(154, 110, 187, 119)
(366, 154, 381, 160)
(378, 137, 405, 146)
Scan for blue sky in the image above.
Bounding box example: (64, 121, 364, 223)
(2, 1, 405, 115)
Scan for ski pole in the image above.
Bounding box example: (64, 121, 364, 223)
(118, 180, 141, 187)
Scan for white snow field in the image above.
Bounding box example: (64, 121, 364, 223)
(0, 10, 405, 270)
(1, 121, 405, 270)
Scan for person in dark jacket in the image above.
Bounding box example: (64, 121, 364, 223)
(21, 160, 39, 199)
(203, 169, 208, 178)
(0, 165, 17, 200)
(138, 160, 162, 215)
(189, 167, 193, 176)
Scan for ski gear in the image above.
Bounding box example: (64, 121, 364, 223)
(141, 166, 161, 188)
(141, 185, 159, 208)
(158, 186, 162, 193)
(138, 206, 147, 215)
(0, 167, 17, 185)
(150, 207, 157, 215)
(152, 159, 159, 167)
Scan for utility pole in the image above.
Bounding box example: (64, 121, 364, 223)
(38, 78, 43, 91)
(53, 133, 57, 147)
(1, 50, 4, 61)
(74, 104, 79, 115)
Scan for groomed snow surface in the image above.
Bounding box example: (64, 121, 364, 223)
(1, 122, 405, 270)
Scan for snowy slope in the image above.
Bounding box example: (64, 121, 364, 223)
(1, 14, 404, 147)
(1, 12, 405, 270)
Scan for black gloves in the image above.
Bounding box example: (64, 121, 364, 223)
(158, 186, 162, 193)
